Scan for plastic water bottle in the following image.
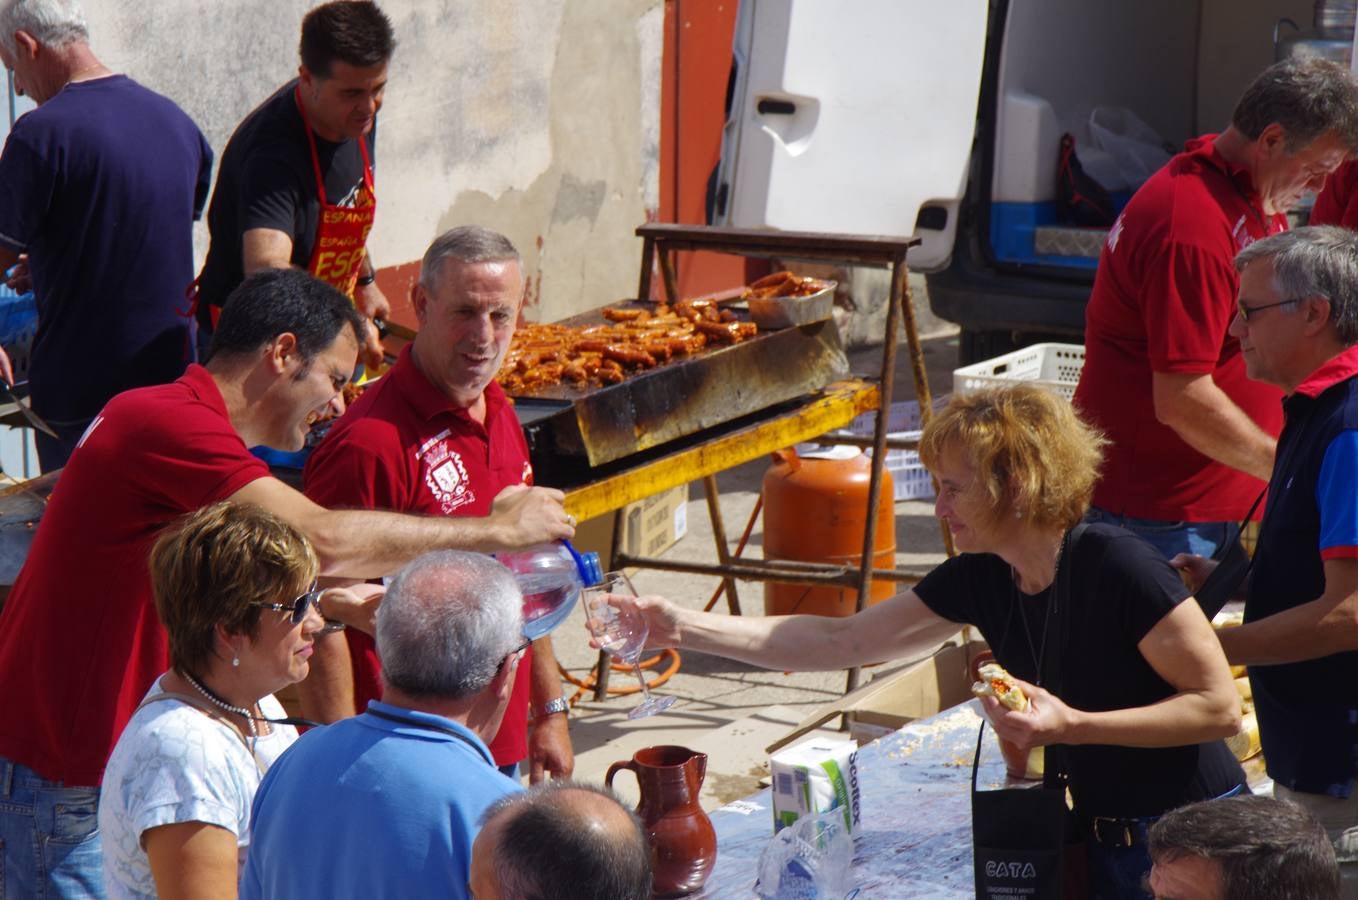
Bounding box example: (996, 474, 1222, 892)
(755, 810, 853, 899)
(496, 541, 603, 640)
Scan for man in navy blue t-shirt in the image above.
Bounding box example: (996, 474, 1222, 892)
(0, 0, 212, 472)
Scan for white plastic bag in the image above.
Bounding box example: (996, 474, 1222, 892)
(755, 809, 853, 899)
(1087, 106, 1172, 191)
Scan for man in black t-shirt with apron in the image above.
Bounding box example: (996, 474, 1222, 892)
(196, 0, 393, 369)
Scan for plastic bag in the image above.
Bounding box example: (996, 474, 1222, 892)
(1087, 106, 1173, 191)
(755, 809, 853, 899)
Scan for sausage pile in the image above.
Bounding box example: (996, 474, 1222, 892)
(741, 270, 829, 300)
(497, 295, 759, 394)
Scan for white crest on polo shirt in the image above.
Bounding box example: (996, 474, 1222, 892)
(417, 430, 474, 513)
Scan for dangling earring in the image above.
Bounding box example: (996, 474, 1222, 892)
(232, 652, 240, 668)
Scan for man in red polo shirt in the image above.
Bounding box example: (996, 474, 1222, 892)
(1074, 58, 1358, 559)
(303, 226, 573, 783)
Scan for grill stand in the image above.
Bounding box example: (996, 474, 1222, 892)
(586, 224, 954, 701)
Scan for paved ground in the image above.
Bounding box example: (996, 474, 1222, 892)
(552, 324, 963, 808)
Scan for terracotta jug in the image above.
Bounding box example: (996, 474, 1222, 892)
(606, 745, 717, 896)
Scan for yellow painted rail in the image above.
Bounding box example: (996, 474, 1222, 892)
(563, 379, 879, 521)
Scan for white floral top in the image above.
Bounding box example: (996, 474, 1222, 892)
(98, 676, 298, 899)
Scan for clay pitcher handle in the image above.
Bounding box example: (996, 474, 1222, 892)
(605, 759, 638, 791)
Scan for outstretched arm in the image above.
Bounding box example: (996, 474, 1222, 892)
(230, 477, 574, 578)
(607, 589, 962, 673)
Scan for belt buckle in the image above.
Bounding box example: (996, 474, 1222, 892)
(1092, 815, 1134, 848)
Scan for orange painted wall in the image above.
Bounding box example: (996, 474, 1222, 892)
(659, 0, 765, 298)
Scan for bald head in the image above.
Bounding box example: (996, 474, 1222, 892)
(470, 782, 650, 900)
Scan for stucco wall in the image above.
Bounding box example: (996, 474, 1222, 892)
(78, 0, 661, 322)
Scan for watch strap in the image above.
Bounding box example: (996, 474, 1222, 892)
(532, 697, 569, 720)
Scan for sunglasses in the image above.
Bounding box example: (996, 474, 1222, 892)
(251, 582, 323, 625)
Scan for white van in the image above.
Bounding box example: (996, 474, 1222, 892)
(712, 0, 1342, 362)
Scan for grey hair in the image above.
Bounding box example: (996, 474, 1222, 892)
(479, 781, 652, 900)
(0, 0, 88, 54)
(376, 550, 523, 701)
(418, 225, 522, 294)
(1235, 225, 1358, 344)
(1232, 57, 1358, 152)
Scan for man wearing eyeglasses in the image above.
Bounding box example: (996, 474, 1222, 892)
(1073, 58, 1358, 561)
(242, 551, 527, 900)
(1180, 226, 1358, 896)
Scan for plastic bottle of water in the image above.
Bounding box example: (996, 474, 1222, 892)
(496, 541, 603, 640)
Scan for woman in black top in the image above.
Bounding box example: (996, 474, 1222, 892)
(608, 385, 1245, 899)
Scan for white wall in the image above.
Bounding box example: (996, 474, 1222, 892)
(77, 0, 663, 323)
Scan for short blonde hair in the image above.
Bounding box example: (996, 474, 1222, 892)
(918, 385, 1107, 531)
(150, 502, 319, 676)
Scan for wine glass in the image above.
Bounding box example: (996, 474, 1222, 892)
(584, 572, 677, 719)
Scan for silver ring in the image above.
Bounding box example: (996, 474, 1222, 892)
(565, 514, 576, 527)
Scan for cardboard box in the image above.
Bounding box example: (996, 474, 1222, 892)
(767, 636, 990, 754)
(572, 483, 689, 568)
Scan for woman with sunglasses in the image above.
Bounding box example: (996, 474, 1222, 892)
(98, 501, 378, 899)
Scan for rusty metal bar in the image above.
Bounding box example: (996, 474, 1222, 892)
(610, 551, 927, 587)
(814, 433, 919, 450)
(845, 254, 910, 694)
(636, 235, 656, 302)
(900, 280, 954, 557)
(592, 508, 628, 701)
(701, 474, 743, 615)
(658, 247, 680, 305)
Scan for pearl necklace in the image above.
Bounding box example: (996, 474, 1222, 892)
(181, 670, 258, 740)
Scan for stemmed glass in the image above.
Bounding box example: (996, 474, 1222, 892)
(584, 571, 677, 719)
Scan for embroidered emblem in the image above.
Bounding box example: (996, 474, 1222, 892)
(419, 434, 474, 513)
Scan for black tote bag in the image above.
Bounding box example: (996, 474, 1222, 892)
(971, 723, 1069, 899)
(970, 525, 1089, 900)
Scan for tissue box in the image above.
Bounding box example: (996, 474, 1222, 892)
(770, 737, 861, 835)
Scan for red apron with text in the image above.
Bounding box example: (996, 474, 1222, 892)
(296, 84, 376, 297)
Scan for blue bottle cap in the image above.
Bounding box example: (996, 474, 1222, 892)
(562, 540, 604, 587)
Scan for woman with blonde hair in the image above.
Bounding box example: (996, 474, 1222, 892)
(98, 502, 375, 899)
(607, 385, 1246, 899)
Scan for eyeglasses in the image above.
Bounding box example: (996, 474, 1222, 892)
(252, 583, 323, 625)
(1236, 297, 1299, 322)
(496, 639, 531, 674)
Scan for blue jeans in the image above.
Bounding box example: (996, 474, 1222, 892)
(1085, 507, 1233, 561)
(0, 758, 105, 899)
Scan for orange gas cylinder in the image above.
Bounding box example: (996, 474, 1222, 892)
(763, 445, 897, 617)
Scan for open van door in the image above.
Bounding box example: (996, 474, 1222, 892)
(710, 0, 988, 272)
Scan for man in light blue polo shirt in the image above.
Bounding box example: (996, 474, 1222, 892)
(241, 551, 526, 899)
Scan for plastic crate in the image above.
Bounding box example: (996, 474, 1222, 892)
(953, 342, 1084, 400)
(846, 399, 945, 502)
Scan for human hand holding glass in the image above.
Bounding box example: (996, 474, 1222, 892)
(585, 572, 677, 719)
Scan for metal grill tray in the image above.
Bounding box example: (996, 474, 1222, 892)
(507, 302, 849, 468)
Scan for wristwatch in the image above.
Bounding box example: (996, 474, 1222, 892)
(532, 697, 570, 720)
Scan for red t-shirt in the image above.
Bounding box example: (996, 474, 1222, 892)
(0, 365, 269, 785)
(1310, 160, 1358, 228)
(303, 347, 535, 765)
(1073, 135, 1284, 521)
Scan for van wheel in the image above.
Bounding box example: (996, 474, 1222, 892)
(957, 329, 1019, 366)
